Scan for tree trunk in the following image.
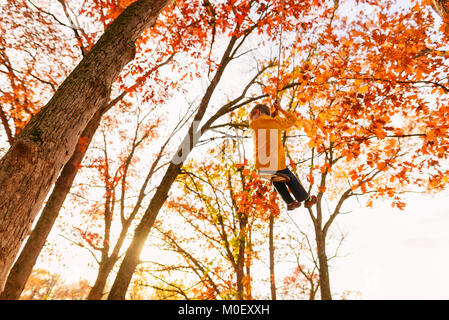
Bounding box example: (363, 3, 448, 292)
(87, 261, 115, 300)
(87, 207, 136, 299)
(107, 36, 237, 300)
(0, 108, 105, 300)
(106, 163, 180, 299)
(316, 230, 332, 300)
(433, 0, 449, 18)
(433, 0, 449, 34)
(269, 214, 276, 300)
(235, 213, 247, 300)
(0, 0, 172, 291)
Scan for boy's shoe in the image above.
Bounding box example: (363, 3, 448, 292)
(287, 201, 301, 211)
(304, 195, 317, 208)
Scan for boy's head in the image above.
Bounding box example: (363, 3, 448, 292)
(250, 103, 271, 121)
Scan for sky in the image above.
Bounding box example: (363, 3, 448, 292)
(330, 191, 449, 299)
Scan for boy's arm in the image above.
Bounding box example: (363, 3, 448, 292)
(272, 100, 297, 129)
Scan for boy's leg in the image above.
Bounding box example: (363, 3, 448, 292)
(277, 168, 309, 202)
(272, 181, 295, 205)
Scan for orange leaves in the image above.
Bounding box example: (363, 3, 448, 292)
(358, 85, 369, 94)
(88, 0, 138, 26)
(349, 169, 360, 183)
(393, 200, 406, 210)
(76, 135, 90, 155)
(73, 226, 103, 249)
(306, 172, 314, 185)
(319, 162, 330, 174)
(282, 265, 319, 298)
(250, 171, 258, 180)
(235, 158, 248, 169)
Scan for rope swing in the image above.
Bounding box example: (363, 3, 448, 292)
(258, 0, 290, 185)
(274, 0, 285, 103)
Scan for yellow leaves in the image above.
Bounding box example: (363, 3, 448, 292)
(314, 73, 327, 84)
(317, 111, 330, 122)
(358, 85, 369, 94)
(307, 139, 317, 148)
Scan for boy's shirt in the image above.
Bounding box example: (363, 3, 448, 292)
(249, 112, 297, 172)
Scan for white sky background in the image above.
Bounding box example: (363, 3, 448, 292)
(331, 191, 449, 299)
(2, 0, 449, 299)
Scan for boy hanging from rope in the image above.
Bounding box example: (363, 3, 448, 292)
(249, 100, 317, 211)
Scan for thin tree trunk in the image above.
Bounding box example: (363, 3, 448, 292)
(316, 230, 332, 300)
(312, 170, 333, 300)
(0, 0, 172, 291)
(86, 193, 129, 300)
(235, 213, 247, 300)
(269, 214, 276, 300)
(107, 35, 237, 300)
(86, 218, 136, 299)
(0, 105, 14, 145)
(87, 261, 115, 300)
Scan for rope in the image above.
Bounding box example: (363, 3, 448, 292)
(275, 0, 285, 102)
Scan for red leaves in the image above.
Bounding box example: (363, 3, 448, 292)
(73, 226, 103, 249)
(76, 136, 90, 155)
(235, 158, 248, 169)
(282, 265, 319, 298)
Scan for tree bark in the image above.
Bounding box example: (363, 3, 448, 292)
(235, 212, 247, 300)
(87, 260, 115, 300)
(0, 107, 105, 299)
(0, 0, 172, 291)
(433, 0, 449, 34)
(269, 214, 276, 300)
(432, 0, 449, 18)
(316, 230, 332, 300)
